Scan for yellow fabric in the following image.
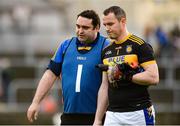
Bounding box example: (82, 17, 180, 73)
(115, 33, 132, 44)
(140, 60, 156, 67)
(103, 54, 138, 66)
(78, 46, 92, 50)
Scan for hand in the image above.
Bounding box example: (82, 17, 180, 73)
(118, 62, 142, 81)
(107, 62, 142, 83)
(96, 64, 108, 71)
(107, 65, 123, 83)
(27, 103, 40, 123)
(93, 120, 102, 126)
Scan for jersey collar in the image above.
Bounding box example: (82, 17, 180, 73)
(76, 32, 100, 53)
(115, 33, 132, 44)
(76, 32, 100, 46)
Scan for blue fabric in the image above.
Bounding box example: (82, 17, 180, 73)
(47, 60, 61, 76)
(51, 39, 72, 63)
(143, 108, 155, 125)
(48, 34, 109, 113)
(48, 34, 109, 76)
(155, 27, 168, 46)
(47, 38, 73, 76)
(61, 35, 108, 113)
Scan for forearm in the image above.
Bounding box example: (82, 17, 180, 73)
(32, 70, 57, 104)
(94, 73, 109, 124)
(95, 88, 108, 121)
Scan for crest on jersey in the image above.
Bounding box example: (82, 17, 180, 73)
(126, 45, 132, 53)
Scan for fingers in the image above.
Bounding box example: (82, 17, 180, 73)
(27, 109, 35, 122)
(107, 66, 114, 83)
(130, 62, 138, 69)
(27, 105, 39, 123)
(107, 65, 124, 83)
(34, 111, 38, 121)
(113, 65, 122, 79)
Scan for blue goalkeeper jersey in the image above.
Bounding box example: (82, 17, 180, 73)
(48, 33, 109, 113)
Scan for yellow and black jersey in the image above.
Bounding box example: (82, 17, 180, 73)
(102, 33, 156, 112)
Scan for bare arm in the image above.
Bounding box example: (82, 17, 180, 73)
(93, 72, 109, 126)
(32, 69, 57, 104)
(27, 69, 57, 122)
(132, 63, 159, 85)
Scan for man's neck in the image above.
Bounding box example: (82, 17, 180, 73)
(117, 29, 129, 42)
(80, 32, 98, 45)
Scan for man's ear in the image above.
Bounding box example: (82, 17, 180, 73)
(121, 17, 126, 24)
(95, 25, 100, 31)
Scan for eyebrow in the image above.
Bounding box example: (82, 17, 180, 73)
(103, 22, 114, 26)
(76, 24, 92, 28)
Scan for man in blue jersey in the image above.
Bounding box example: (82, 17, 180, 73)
(27, 10, 109, 125)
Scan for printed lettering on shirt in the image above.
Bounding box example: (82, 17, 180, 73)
(77, 56, 87, 60)
(105, 50, 112, 55)
(103, 54, 138, 66)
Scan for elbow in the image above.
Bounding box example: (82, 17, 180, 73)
(151, 75, 159, 85)
(152, 78, 159, 85)
(153, 67, 159, 85)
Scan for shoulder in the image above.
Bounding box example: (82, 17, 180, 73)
(103, 38, 112, 49)
(61, 37, 75, 46)
(99, 34, 109, 41)
(58, 37, 76, 50)
(128, 34, 153, 49)
(98, 34, 111, 49)
(103, 39, 115, 50)
(128, 34, 145, 46)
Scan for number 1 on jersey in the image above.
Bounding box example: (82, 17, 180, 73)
(75, 64, 83, 92)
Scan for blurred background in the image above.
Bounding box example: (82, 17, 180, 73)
(0, 0, 180, 125)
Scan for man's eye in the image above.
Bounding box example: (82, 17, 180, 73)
(108, 23, 113, 26)
(82, 26, 89, 30)
(76, 25, 80, 28)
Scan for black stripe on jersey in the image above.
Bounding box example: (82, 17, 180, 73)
(130, 35, 145, 43)
(129, 35, 144, 45)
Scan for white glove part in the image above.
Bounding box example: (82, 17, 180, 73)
(107, 65, 122, 83)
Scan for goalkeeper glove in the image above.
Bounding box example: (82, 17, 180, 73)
(108, 62, 142, 82)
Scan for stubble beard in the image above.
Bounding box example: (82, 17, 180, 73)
(108, 33, 118, 40)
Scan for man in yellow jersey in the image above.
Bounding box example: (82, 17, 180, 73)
(93, 6, 159, 126)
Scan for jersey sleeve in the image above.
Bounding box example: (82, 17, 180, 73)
(47, 39, 71, 76)
(137, 43, 156, 67)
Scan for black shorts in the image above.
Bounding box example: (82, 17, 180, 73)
(60, 113, 95, 125)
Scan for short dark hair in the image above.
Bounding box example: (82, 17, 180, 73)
(103, 6, 126, 21)
(77, 10, 100, 29)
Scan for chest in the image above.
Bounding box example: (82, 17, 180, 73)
(103, 43, 139, 66)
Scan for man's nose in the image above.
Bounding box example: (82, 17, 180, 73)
(79, 27, 84, 33)
(105, 25, 110, 31)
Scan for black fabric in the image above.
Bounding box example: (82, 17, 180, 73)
(60, 113, 105, 125)
(60, 113, 95, 125)
(101, 34, 154, 112)
(137, 43, 155, 64)
(47, 60, 62, 76)
(117, 63, 143, 82)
